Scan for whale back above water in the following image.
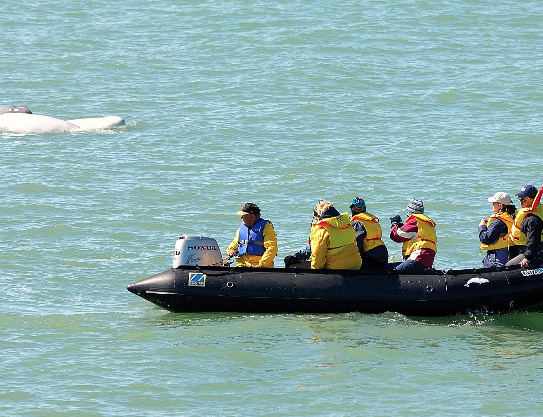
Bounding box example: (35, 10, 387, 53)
(0, 105, 33, 115)
(0, 109, 125, 133)
(0, 113, 79, 133)
(67, 116, 125, 130)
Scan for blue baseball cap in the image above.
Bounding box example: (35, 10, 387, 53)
(516, 185, 538, 199)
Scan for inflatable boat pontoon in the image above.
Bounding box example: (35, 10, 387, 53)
(127, 235, 543, 316)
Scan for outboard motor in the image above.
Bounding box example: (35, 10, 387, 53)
(172, 235, 222, 268)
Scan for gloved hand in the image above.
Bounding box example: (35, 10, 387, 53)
(390, 215, 403, 228)
(284, 255, 296, 268)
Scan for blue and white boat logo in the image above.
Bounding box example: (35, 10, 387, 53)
(521, 268, 543, 277)
(188, 272, 206, 287)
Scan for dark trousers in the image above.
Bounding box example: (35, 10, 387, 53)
(360, 257, 387, 272)
(386, 260, 428, 271)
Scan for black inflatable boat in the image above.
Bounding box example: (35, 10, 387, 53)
(127, 264, 543, 316)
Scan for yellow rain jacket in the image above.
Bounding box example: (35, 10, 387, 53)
(350, 212, 386, 253)
(311, 212, 362, 270)
(226, 221, 278, 267)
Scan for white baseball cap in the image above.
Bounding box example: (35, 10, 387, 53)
(487, 192, 512, 205)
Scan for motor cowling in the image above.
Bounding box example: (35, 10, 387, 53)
(172, 235, 222, 268)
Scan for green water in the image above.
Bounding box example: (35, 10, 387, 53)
(2, 0, 543, 415)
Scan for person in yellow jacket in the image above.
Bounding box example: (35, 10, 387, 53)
(349, 197, 389, 271)
(226, 203, 278, 268)
(506, 185, 543, 268)
(310, 200, 362, 270)
(478, 191, 516, 268)
(389, 198, 437, 270)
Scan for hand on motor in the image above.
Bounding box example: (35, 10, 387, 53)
(254, 264, 264, 268)
(227, 250, 236, 258)
(390, 215, 403, 228)
(520, 258, 530, 268)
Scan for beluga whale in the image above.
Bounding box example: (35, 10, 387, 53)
(0, 106, 126, 134)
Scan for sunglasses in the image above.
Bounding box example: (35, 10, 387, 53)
(519, 198, 528, 203)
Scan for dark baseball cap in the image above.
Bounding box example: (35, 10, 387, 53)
(236, 203, 260, 216)
(516, 185, 538, 199)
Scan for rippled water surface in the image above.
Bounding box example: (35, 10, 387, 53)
(2, 0, 543, 415)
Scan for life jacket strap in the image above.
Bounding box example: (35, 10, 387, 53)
(238, 240, 264, 245)
(328, 244, 349, 250)
(317, 222, 351, 230)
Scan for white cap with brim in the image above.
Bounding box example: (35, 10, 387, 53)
(487, 192, 512, 205)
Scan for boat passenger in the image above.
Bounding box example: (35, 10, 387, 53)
(389, 198, 437, 271)
(226, 203, 278, 268)
(478, 191, 516, 268)
(506, 185, 543, 268)
(349, 197, 389, 271)
(310, 200, 362, 270)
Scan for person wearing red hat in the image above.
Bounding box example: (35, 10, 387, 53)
(226, 203, 278, 268)
(506, 185, 543, 267)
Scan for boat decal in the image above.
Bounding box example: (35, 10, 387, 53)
(464, 278, 489, 287)
(186, 254, 202, 264)
(186, 245, 218, 251)
(188, 272, 206, 287)
(521, 268, 543, 277)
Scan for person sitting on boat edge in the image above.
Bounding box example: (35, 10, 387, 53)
(388, 198, 437, 271)
(506, 185, 543, 268)
(349, 196, 389, 271)
(478, 191, 517, 268)
(226, 203, 278, 268)
(310, 199, 362, 270)
(283, 198, 387, 270)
